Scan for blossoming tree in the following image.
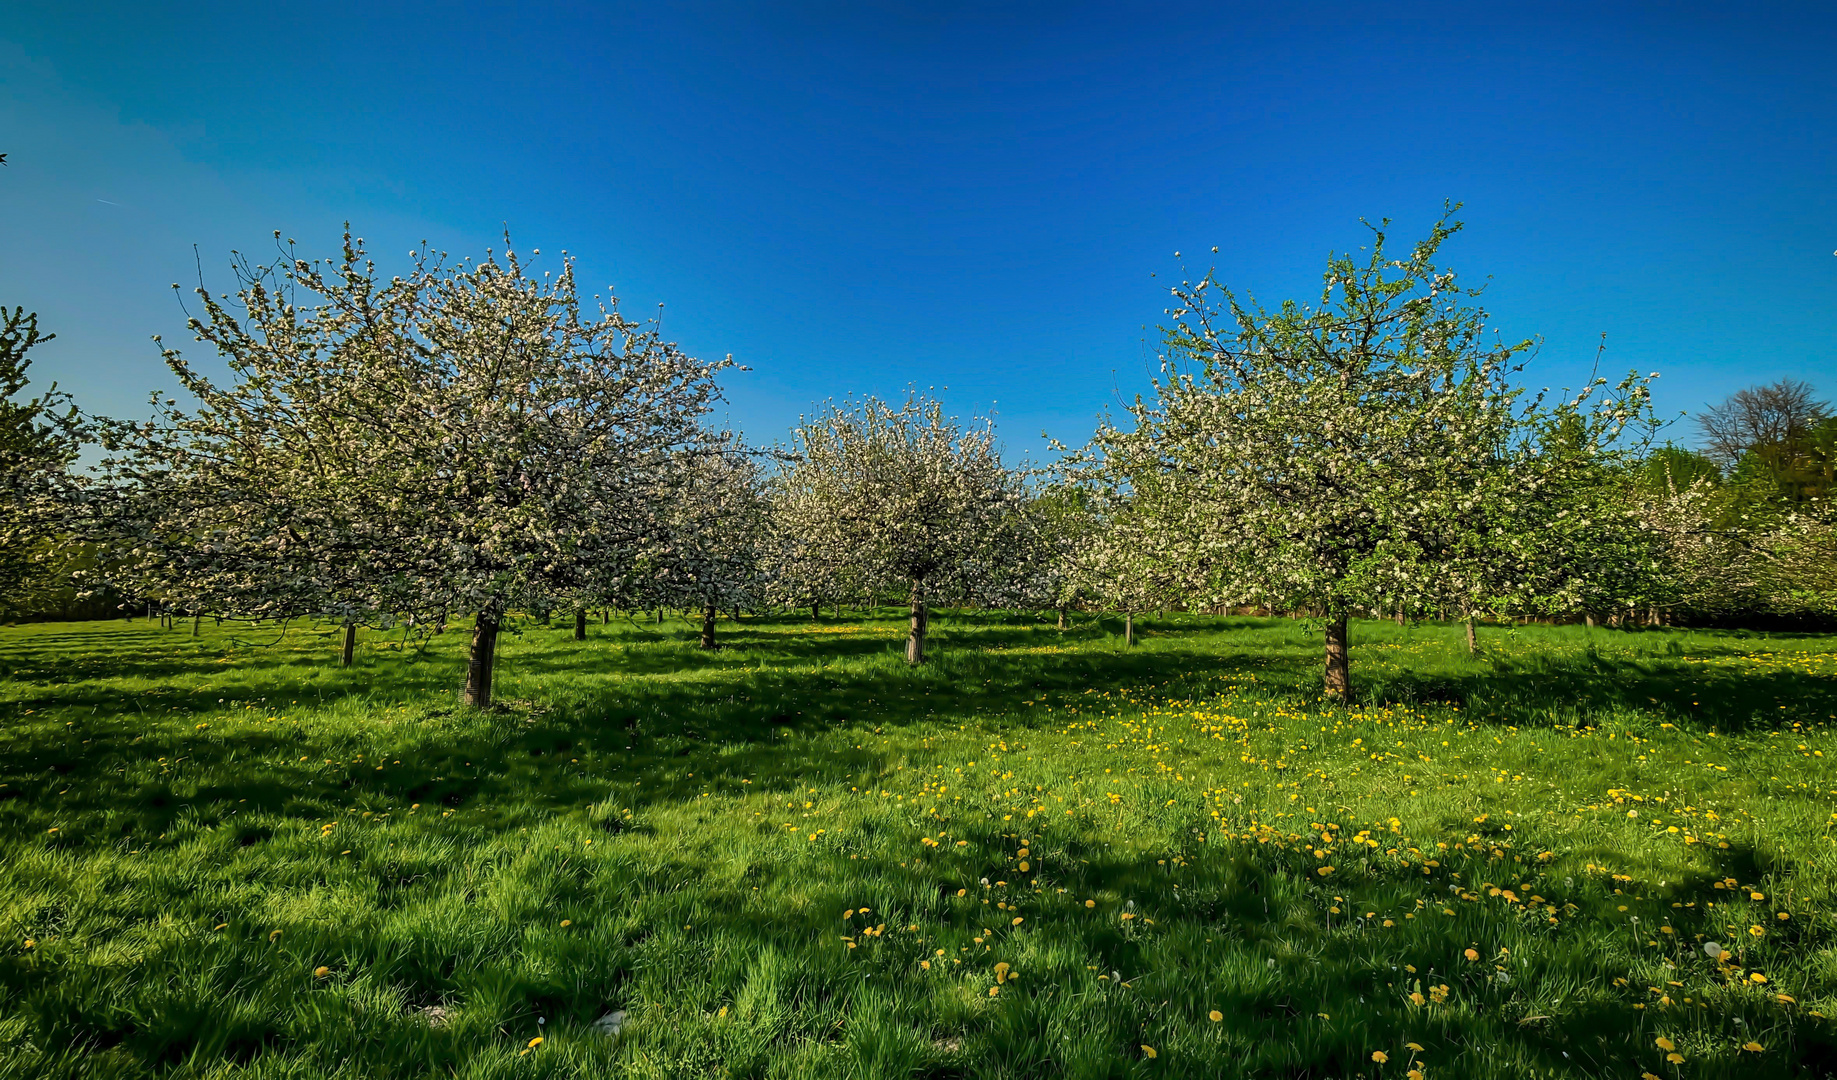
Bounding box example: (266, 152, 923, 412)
(82, 231, 729, 706)
(644, 435, 770, 648)
(770, 393, 1020, 663)
(1084, 209, 1653, 696)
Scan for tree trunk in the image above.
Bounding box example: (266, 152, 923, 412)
(341, 622, 357, 668)
(192, 613, 201, 637)
(906, 581, 927, 665)
(1464, 616, 1478, 656)
(1585, 613, 1597, 628)
(1057, 605, 1067, 631)
(575, 609, 587, 641)
(1324, 615, 1350, 700)
(603, 609, 610, 625)
(1395, 606, 1405, 627)
(701, 603, 717, 649)
(1124, 610, 1135, 647)
(812, 602, 820, 621)
(462, 612, 499, 709)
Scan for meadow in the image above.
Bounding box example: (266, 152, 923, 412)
(1, 610, 1835, 1079)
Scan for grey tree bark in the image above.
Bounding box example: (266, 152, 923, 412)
(574, 609, 587, 641)
(463, 612, 499, 709)
(906, 581, 928, 665)
(341, 622, 356, 668)
(701, 603, 717, 649)
(1324, 615, 1351, 700)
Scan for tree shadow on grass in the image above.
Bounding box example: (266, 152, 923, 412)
(10, 800, 1824, 1079)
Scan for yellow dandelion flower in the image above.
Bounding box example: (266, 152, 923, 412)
(1011, 917, 1024, 927)
(560, 920, 572, 928)
(1208, 1010, 1223, 1022)
(988, 986, 999, 997)
(313, 966, 330, 978)
(1463, 948, 1479, 961)
(527, 1036, 543, 1049)
(1750, 973, 1767, 984)
(1750, 925, 1766, 937)
(1741, 1041, 1765, 1052)
(920, 960, 931, 970)
(1655, 1037, 1674, 1051)
(1372, 1051, 1389, 1063)
(1406, 1042, 1424, 1052)
(1141, 1045, 1157, 1059)
(1666, 1052, 1685, 1064)
(1085, 899, 1095, 908)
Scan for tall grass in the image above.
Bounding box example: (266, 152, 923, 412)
(1, 611, 1833, 1078)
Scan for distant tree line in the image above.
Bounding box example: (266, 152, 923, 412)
(2, 211, 1831, 701)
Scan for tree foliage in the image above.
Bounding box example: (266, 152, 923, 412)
(770, 393, 1020, 663)
(1078, 209, 1658, 694)
(70, 232, 729, 704)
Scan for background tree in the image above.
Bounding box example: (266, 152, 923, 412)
(646, 436, 769, 649)
(772, 393, 1019, 664)
(0, 306, 84, 620)
(1697, 378, 1828, 468)
(77, 231, 729, 705)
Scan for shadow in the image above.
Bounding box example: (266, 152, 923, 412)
(2, 615, 1833, 1077)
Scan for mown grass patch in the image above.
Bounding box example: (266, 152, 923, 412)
(2, 612, 1835, 1078)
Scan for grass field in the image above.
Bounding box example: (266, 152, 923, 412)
(2, 611, 1836, 1079)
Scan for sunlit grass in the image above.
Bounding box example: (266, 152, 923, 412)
(1, 611, 1833, 1078)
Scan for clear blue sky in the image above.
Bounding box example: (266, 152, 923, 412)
(2, 1, 1832, 458)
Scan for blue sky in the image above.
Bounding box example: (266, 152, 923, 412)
(2, 1, 1832, 459)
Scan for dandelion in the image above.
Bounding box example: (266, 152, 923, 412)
(1372, 1051, 1389, 1063)
(1011, 917, 1023, 927)
(1666, 1052, 1685, 1064)
(1741, 1041, 1765, 1052)
(1750, 925, 1766, 937)
(1208, 1010, 1223, 1022)
(1655, 1037, 1674, 1051)
(1406, 1042, 1424, 1052)
(527, 1036, 543, 1049)
(313, 966, 330, 978)
(560, 920, 572, 928)
(1085, 899, 1095, 908)
(1141, 1045, 1157, 1058)
(920, 960, 931, 970)
(1463, 948, 1478, 961)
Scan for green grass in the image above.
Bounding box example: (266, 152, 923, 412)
(2, 610, 1836, 1079)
